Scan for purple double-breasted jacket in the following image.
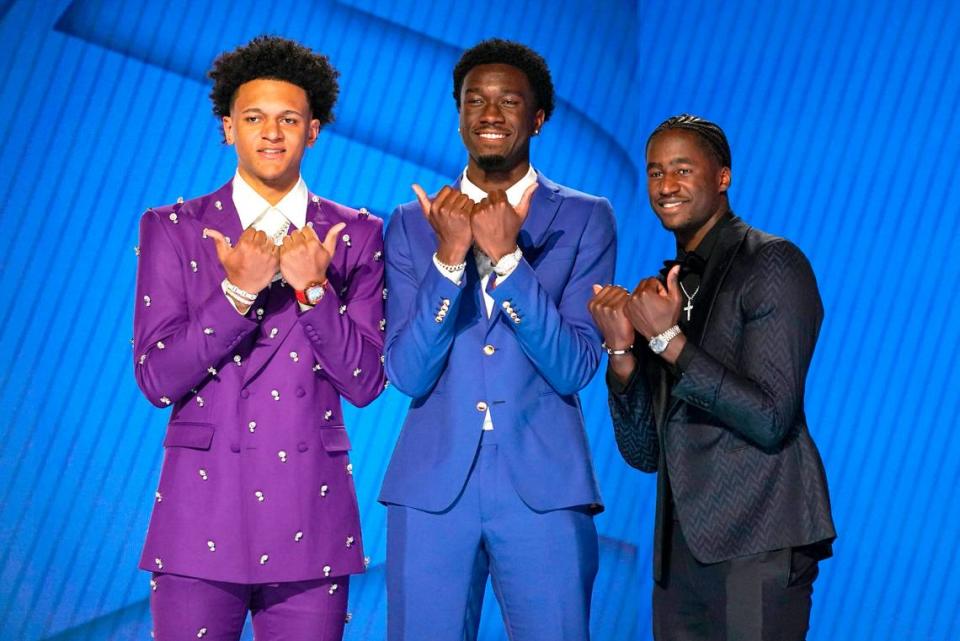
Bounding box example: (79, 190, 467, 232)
(132, 180, 385, 584)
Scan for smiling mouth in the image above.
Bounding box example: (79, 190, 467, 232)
(476, 131, 509, 140)
(258, 148, 286, 156)
(659, 200, 687, 210)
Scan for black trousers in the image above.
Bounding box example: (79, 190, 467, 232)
(653, 519, 820, 641)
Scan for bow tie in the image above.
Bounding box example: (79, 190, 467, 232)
(659, 252, 707, 281)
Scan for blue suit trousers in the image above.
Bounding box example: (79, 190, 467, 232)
(386, 435, 598, 641)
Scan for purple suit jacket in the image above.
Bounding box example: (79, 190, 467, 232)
(132, 180, 385, 584)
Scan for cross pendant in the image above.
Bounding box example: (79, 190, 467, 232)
(683, 298, 694, 322)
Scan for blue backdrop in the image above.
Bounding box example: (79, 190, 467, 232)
(0, 1, 957, 640)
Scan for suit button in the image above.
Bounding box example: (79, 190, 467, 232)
(483, 344, 495, 356)
(240, 390, 250, 399)
(296, 387, 306, 398)
(476, 401, 488, 412)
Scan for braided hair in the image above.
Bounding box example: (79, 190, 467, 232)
(647, 114, 732, 169)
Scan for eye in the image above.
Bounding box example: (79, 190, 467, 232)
(245, 116, 261, 123)
(677, 168, 692, 175)
(282, 117, 299, 125)
(501, 98, 519, 107)
(648, 170, 662, 179)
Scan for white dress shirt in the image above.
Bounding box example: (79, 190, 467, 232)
(222, 172, 309, 312)
(433, 164, 538, 430)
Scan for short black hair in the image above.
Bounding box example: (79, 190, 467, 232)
(453, 39, 555, 121)
(208, 35, 339, 126)
(648, 114, 732, 169)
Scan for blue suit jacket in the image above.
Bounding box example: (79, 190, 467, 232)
(378, 173, 616, 513)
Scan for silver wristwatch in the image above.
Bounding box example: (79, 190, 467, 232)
(493, 246, 524, 277)
(648, 325, 682, 354)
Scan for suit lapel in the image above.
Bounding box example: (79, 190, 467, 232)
(483, 173, 563, 337)
(517, 173, 563, 255)
(697, 218, 749, 337)
(198, 181, 245, 254)
(665, 219, 749, 418)
(241, 283, 299, 386)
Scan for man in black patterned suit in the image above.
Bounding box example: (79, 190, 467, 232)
(588, 115, 835, 640)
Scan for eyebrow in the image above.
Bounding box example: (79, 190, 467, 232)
(463, 87, 524, 97)
(240, 108, 305, 116)
(647, 157, 696, 169)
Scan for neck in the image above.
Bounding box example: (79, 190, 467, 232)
(677, 204, 729, 252)
(465, 159, 530, 193)
(238, 168, 298, 206)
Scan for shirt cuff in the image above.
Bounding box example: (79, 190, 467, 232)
(433, 254, 465, 285)
(675, 340, 695, 372)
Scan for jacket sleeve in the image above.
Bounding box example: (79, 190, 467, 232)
(382, 206, 464, 399)
(672, 240, 823, 450)
(299, 217, 386, 407)
(608, 354, 660, 472)
(486, 198, 617, 395)
(133, 210, 258, 407)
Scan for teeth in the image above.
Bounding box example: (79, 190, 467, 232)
(479, 133, 506, 139)
(661, 202, 683, 209)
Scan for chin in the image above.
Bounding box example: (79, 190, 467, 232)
(654, 211, 684, 231)
(476, 154, 509, 172)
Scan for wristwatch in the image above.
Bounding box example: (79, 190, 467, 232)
(493, 246, 524, 277)
(295, 281, 327, 306)
(648, 325, 682, 354)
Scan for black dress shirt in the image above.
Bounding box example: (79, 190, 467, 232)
(607, 212, 734, 394)
(673, 212, 733, 372)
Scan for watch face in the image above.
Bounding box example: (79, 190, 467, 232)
(649, 337, 666, 354)
(305, 285, 325, 305)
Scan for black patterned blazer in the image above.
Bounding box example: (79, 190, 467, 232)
(609, 218, 836, 582)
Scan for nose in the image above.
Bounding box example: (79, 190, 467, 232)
(479, 101, 505, 124)
(262, 119, 283, 141)
(658, 173, 679, 195)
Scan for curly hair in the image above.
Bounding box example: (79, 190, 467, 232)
(208, 35, 339, 126)
(648, 114, 732, 169)
(452, 39, 555, 121)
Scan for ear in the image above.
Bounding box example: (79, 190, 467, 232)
(222, 116, 234, 145)
(718, 166, 731, 193)
(306, 118, 321, 147)
(532, 108, 545, 136)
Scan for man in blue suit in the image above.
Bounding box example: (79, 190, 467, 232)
(379, 39, 616, 641)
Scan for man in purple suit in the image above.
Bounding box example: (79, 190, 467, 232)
(132, 36, 385, 641)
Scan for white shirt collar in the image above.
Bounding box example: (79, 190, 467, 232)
(460, 164, 538, 206)
(231, 172, 308, 230)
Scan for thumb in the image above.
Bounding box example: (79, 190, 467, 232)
(322, 222, 347, 255)
(592, 284, 602, 295)
(411, 184, 431, 216)
(203, 228, 230, 262)
(516, 182, 538, 220)
(666, 264, 681, 298)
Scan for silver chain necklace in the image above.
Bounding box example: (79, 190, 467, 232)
(680, 281, 700, 322)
